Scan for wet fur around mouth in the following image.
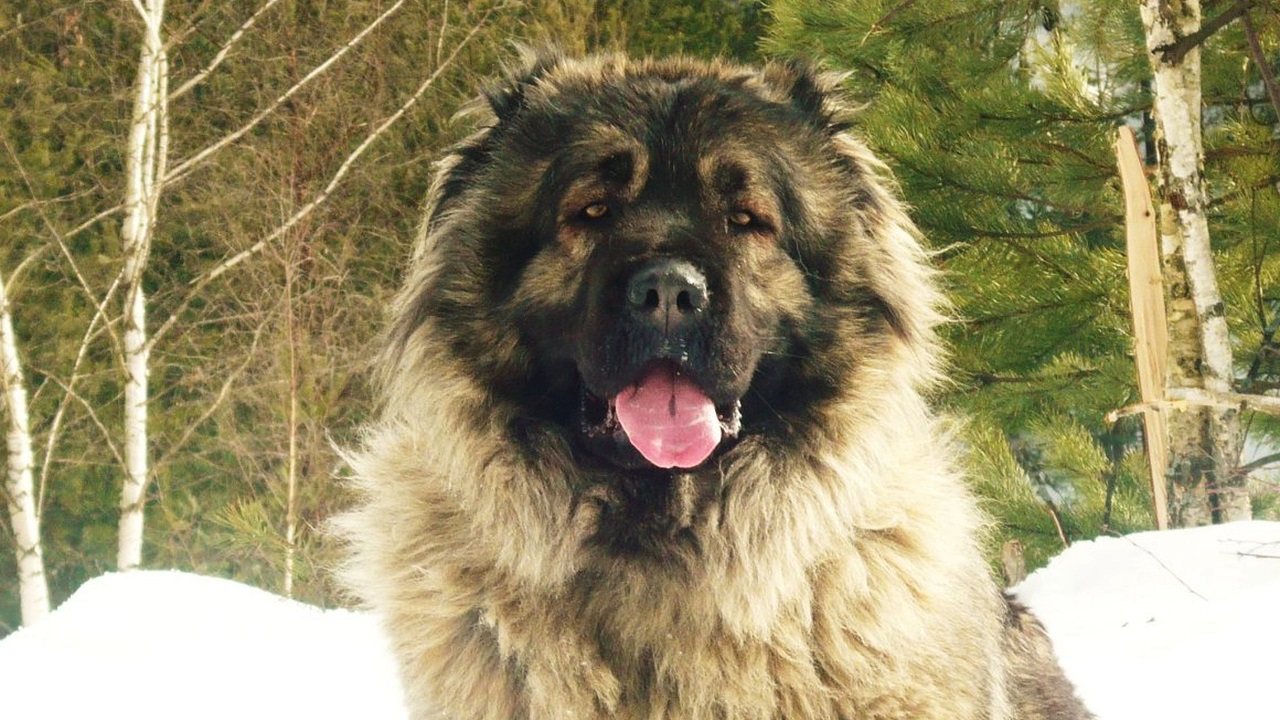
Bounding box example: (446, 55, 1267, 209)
(336, 50, 1093, 720)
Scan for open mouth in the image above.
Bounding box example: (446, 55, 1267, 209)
(580, 360, 742, 469)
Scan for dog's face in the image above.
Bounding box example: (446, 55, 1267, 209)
(391, 54, 937, 477)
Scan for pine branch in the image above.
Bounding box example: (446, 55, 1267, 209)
(866, 0, 918, 36)
(977, 104, 1152, 125)
(891, 152, 1103, 216)
(954, 218, 1120, 241)
(1243, 301, 1280, 388)
(968, 368, 1099, 386)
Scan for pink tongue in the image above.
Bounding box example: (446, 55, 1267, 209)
(614, 364, 721, 469)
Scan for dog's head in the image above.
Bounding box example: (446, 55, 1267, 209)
(383, 51, 941, 474)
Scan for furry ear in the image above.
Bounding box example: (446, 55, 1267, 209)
(759, 58, 853, 133)
(484, 45, 565, 122)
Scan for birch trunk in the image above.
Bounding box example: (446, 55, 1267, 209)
(0, 272, 50, 625)
(118, 0, 168, 570)
(1140, 0, 1247, 524)
(283, 258, 298, 599)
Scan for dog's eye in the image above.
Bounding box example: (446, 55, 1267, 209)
(581, 202, 610, 220)
(728, 210, 754, 227)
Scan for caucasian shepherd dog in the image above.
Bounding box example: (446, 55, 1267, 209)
(339, 52, 1091, 720)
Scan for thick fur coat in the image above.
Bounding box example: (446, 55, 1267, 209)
(337, 52, 1091, 720)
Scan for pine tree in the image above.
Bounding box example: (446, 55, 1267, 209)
(766, 0, 1280, 565)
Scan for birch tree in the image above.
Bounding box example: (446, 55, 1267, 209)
(117, 0, 168, 571)
(0, 266, 50, 625)
(1140, 0, 1248, 524)
(114, 0, 409, 571)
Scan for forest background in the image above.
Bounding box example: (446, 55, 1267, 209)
(1, 0, 1277, 633)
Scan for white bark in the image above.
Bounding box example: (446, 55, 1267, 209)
(283, 261, 298, 599)
(118, 0, 168, 570)
(1140, 0, 1246, 523)
(1140, 0, 1233, 395)
(0, 271, 50, 625)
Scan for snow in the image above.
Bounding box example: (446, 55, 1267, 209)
(2, 522, 1279, 719)
(0, 571, 406, 720)
(1013, 520, 1280, 720)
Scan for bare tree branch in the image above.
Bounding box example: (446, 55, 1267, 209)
(11, 2, 401, 252)
(149, 3, 500, 349)
(1107, 387, 1280, 423)
(1, 139, 128, 383)
(1237, 451, 1280, 476)
(42, 374, 126, 469)
(171, 0, 283, 100)
(0, 187, 100, 225)
(1158, 0, 1253, 65)
(149, 320, 266, 481)
(163, 0, 407, 187)
(1241, 11, 1280, 125)
(38, 280, 121, 513)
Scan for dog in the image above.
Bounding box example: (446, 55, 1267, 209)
(337, 51, 1092, 720)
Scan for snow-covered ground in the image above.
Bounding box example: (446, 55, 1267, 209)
(0, 571, 406, 720)
(2, 521, 1278, 719)
(1015, 520, 1280, 719)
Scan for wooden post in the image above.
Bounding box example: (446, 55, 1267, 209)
(1115, 126, 1170, 530)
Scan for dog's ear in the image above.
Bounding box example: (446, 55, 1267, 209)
(484, 46, 565, 123)
(759, 58, 853, 134)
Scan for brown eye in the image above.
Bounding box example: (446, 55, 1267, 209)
(728, 210, 754, 227)
(582, 202, 609, 219)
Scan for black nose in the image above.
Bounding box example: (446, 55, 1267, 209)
(626, 259, 709, 326)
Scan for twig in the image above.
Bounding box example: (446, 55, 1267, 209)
(37, 280, 120, 512)
(163, 0, 406, 186)
(1, 138, 127, 371)
(865, 0, 918, 40)
(0, 188, 100, 225)
(1044, 498, 1070, 549)
(436, 0, 449, 66)
(1236, 451, 1280, 477)
(149, 320, 266, 482)
(3, 243, 52, 290)
(41, 374, 126, 469)
(57, 204, 126, 246)
(1117, 534, 1209, 602)
(148, 3, 500, 350)
(171, 0, 283, 100)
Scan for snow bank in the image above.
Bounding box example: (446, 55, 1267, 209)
(0, 570, 406, 720)
(3, 522, 1279, 719)
(1014, 520, 1280, 720)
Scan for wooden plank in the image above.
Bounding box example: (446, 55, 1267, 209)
(1115, 126, 1170, 530)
